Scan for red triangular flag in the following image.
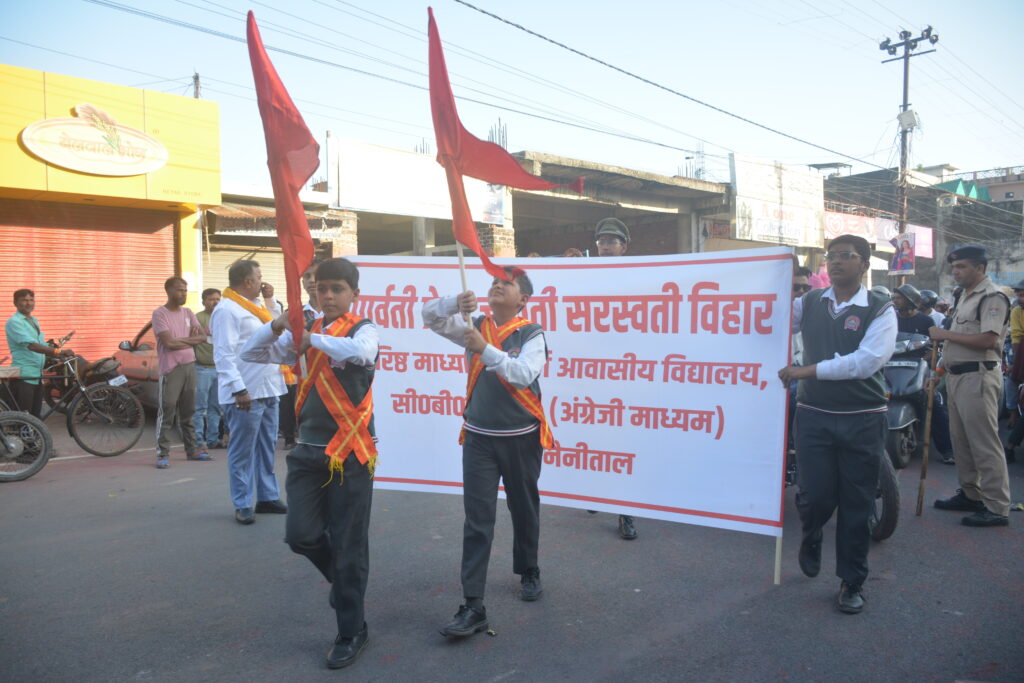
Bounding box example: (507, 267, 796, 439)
(246, 11, 319, 355)
(428, 7, 583, 280)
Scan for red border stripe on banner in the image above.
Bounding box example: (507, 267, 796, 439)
(356, 253, 792, 271)
(374, 477, 782, 527)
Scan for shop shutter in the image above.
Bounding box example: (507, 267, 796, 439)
(0, 199, 176, 364)
(203, 246, 292, 307)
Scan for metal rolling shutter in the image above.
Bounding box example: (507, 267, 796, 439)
(204, 246, 289, 301)
(0, 199, 176, 363)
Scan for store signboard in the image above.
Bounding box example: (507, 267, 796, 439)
(20, 104, 169, 176)
(824, 211, 876, 242)
(731, 154, 824, 247)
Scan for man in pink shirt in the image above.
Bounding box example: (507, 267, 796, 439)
(152, 277, 209, 469)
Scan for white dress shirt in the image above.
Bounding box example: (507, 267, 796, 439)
(792, 285, 897, 380)
(240, 319, 379, 368)
(209, 296, 287, 404)
(421, 295, 545, 389)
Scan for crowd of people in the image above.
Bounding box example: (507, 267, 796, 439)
(4, 223, 1018, 668)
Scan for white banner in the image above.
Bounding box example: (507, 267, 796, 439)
(352, 249, 792, 537)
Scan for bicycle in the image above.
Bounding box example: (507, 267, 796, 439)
(0, 410, 53, 482)
(0, 336, 145, 457)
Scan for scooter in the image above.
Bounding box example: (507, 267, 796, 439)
(883, 332, 931, 469)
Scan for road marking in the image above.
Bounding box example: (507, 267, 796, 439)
(162, 477, 196, 486)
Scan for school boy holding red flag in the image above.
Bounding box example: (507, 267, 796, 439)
(241, 258, 379, 669)
(423, 268, 552, 638)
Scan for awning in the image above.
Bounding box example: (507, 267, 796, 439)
(205, 202, 351, 234)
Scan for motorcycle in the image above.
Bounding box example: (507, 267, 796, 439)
(883, 331, 931, 469)
(0, 410, 53, 482)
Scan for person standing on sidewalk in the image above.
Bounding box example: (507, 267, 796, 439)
(777, 234, 897, 614)
(152, 277, 209, 469)
(5, 288, 75, 417)
(193, 288, 223, 451)
(210, 260, 288, 524)
(931, 246, 1012, 527)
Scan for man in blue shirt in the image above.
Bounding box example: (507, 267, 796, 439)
(4, 289, 74, 416)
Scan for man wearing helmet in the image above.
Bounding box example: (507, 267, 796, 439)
(918, 290, 944, 327)
(891, 284, 933, 336)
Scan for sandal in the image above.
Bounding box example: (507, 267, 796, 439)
(156, 458, 170, 469)
(187, 452, 213, 461)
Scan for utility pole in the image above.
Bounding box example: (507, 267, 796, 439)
(879, 27, 938, 244)
(192, 71, 201, 99)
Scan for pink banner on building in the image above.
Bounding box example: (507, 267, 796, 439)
(824, 211, 875, 241)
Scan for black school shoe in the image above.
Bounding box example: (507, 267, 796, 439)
(962, 508, 1010, 527)
(440, 605, 488, 638)
(519, 568, 543, 601)
(326, 623, 368, 669)
(798, 529, 822, 578)
(837, 582, 865, 614)
(254, 499, 288, 514)
(618, 515, 638, 539)
(934, 489, 986, 512)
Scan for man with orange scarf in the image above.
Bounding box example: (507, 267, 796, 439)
(210, 259, 288, 525)
(424, 267, 552, 639)
(241, 257, 379, 669)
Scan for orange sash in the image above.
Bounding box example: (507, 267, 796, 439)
(294, 313, 377, 478)
(222, 287, 296, 384)
(462, 316, 553, 448)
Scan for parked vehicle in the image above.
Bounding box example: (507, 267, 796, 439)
(0, 410, 53, 482)
(0, 333, 144, 458)
(883, 332, 931, 469)
(114, 322, 159, 409)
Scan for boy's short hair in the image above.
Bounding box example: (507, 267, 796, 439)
(316, 258, 359, 290)
(164, 276, 187, 291)
(201, 288, 221, 300)
(794, 266, 812, 278)
(505, 267, 533, 298)
(13, 288, 34, 302)
(826, 234, 871, 263)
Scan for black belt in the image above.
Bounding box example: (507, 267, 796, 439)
(947, 361, 998, 375)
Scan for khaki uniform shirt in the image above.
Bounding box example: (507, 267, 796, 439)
(942, 276, 1009, 364)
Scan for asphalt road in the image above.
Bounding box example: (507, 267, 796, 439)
(2, 415, 1022, 682)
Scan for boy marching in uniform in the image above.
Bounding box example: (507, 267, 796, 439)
(241, 258, 379, 669)
(422, 267, 552, 638)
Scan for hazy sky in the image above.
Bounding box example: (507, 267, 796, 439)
(3, 0, 1022, 189)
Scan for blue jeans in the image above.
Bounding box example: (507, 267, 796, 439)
(193, 365, 221, 447)
(224, 396, 281, 510)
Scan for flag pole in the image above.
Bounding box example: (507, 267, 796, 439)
(455, 241, 471, 322)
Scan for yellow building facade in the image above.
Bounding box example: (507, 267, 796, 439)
(0, 64, 220, 360)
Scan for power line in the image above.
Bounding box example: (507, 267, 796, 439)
(453, 0, 888, 170)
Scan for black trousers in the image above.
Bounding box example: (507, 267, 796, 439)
(794, 407, 884, 586)
(461, 430, 543, 600)
(284, 445, 373, 638)
(279, 384, 297, 442)
(10, 379, 42, 418)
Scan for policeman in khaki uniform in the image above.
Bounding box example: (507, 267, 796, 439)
(930, 245, 1012, 527)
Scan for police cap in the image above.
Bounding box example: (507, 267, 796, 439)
(947, 245, 987, 265)
(594, 217, 630, 243)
